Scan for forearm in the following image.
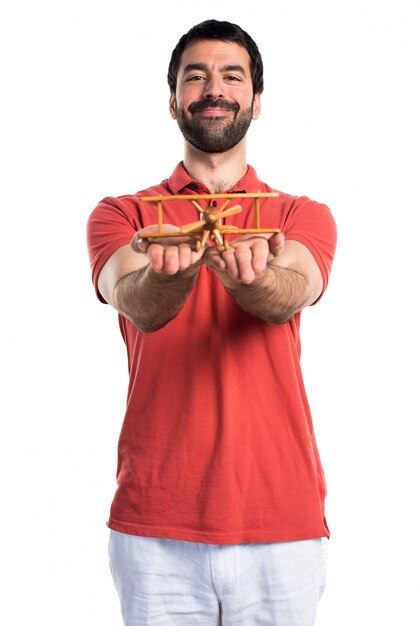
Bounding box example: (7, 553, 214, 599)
(114, 264, 201, 333)
(221, 264, 311, 325)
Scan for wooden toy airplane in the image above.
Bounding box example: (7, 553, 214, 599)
(133, 192, 280, 251)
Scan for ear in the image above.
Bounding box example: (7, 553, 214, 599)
(169, 94, 177, 119)
(252, 93, 261, 120)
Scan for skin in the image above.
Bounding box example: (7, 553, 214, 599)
(98, 39, 323, 332)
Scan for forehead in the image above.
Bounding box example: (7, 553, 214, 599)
(178, 39, 251, 73)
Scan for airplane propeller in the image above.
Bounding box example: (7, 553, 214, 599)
(180, 204, 243, 234)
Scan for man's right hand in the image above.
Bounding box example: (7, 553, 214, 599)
(131, 224, 206, 275)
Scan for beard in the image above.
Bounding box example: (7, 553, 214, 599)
(175, 98, 254, 153)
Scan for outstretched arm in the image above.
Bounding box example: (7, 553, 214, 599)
(98, 225, 205, 333)
(203, 232, 323, 324)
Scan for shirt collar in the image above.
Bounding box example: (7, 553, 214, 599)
(167, 161, 262, 195)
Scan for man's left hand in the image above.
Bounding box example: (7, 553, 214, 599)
(204, 232, 285, 284)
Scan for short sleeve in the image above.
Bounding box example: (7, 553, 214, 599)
(281, 196, 337, 301)
(86, 195, 143, 302)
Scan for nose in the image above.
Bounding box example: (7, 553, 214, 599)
(202, 75, 224, 99)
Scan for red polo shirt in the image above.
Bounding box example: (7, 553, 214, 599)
(87, 162, 337, 544)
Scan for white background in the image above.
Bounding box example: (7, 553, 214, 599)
(1, 0, 417, 624)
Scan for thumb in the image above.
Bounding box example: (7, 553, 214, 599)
(131, 233, 150, 253)
(269, 231, 285, 256)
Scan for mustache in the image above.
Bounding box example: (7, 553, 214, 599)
(188, 99, 239, 114)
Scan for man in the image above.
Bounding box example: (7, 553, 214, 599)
(87, 19, 337, 626)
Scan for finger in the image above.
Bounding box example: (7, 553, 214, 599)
(167, 243, 204, 273)
(177, 244, 192, 271)
(190, 245, 210, 266)
(203, 247, 227, 271)
(147, 243, 166, 272)
(248, 238, 270, 274)
(222, 247, 241, 282)
(161, 245, 181, 275)
(233, 244, 256, 284)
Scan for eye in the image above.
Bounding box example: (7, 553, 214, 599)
(224, 75, 242, 82)
(186, 75, 205, 82)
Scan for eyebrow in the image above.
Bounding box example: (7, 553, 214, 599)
(183, 63, 247, 76)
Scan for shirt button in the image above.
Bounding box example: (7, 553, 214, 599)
(212, 200, 217, 207)
(190, 182, 198, 190)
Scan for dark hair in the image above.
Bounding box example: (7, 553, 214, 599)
(167, 19, 264, 95)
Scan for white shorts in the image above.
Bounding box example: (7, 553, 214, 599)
(109, 530, 327, 625)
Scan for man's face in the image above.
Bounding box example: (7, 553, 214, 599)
(170, 39, 261, 153)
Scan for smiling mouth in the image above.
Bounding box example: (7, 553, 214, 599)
(196, 108, 232, 117)
(189, 99, 239, 116)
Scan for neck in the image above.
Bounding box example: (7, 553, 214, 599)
(182, 139, 248, 193)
